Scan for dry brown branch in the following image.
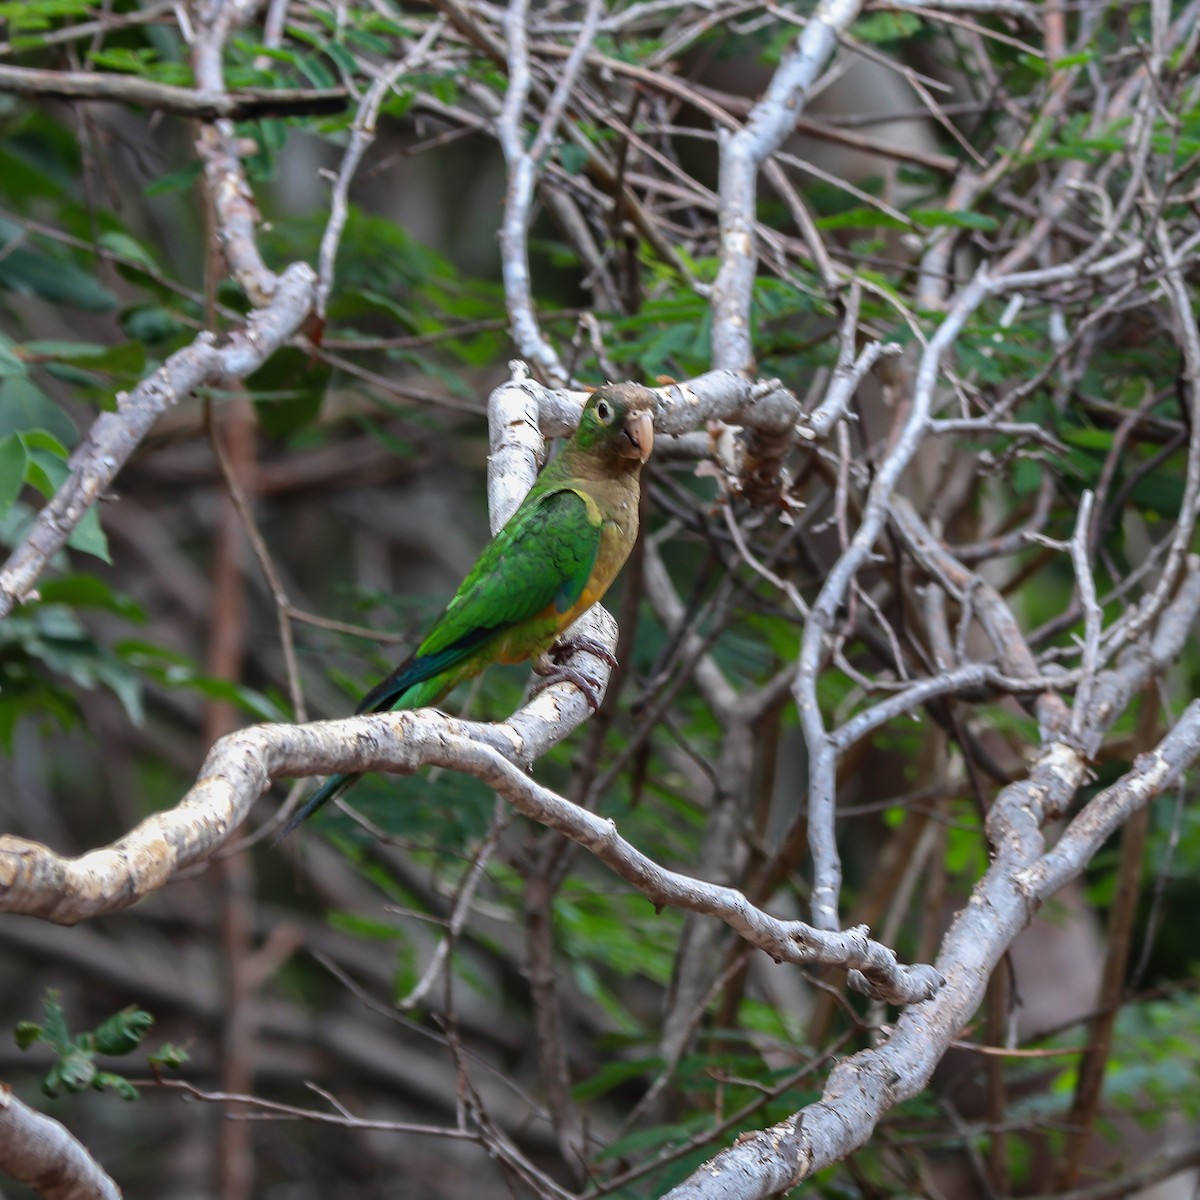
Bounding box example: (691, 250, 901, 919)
(0, 63, 345, 118)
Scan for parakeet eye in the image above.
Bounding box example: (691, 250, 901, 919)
(596, 400, 612, 423)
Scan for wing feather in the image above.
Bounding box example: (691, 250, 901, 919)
(356, 487, 601, 713)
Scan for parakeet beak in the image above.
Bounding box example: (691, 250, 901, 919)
(621, 408, 654, 463)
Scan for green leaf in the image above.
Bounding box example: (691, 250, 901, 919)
(93, 1071, 140, 1101)
(97, 230, 161, 272)
(121, 303, 183, 344)
(1053, 50, 1095, 69)
(64, 504, 112, 559)
(573, 1056, 660, 1101)
(247, 346, 332, 437)
(20, 428, 69, 470)
(324, 40, 358, 76)
(86, 46, 161, 75)
(22, 339, 146, 377)
(20, 433, 111, 562)
(853, 11, 921, 41)
(20, 339, 105, 360)
(380, 88, 414, 120)
(1013, 458, 1042, 496)
(744, 612, 801, 661)
(360, 13, 413, 37)
(1062, 426, 1114, 450)
(0, 246, 117, 312)
(1132, 471, 1186, 519)
(430, 74, 458, 105)
(910, 208, 999, 232)
(90, 654, 145, 726)
(339, 287, 416, 327)
(13, 1021, 42, 1050)
(0, 334, 27, 378)
(93, 1007, 154, 1056)
(597, 1114, 712, 1160)
(148, 1043, 190, 1070)
(143, 162, 203, 197)
(293, 48, 337, 89)
(37, 575, 145, 621)
(559, 143, 589, 175)
(118, 641, 288, 720)
(0, 0, 94, 31)
(327, 910, 404, 941)
(241, 40, 298, 66)
(57, 1048, 97, 1092)
(0, 378, 76, 443)
(0, 434, 26, 518)
(344, 26, 392, 55)
(39, 994, 72, 1054)
(815, 206, 908, 231)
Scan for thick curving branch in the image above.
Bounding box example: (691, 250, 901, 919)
(667, 537, 1200, 1197)
(1022, 702, 1200, 903)
(0, 1084, 120, 1200)
(666, 696, 1200, 1198)
(488, 362, 810, 505)
(663, 738, 1090, 1200)
(0, 700, 942, 1004)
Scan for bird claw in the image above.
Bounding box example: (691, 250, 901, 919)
(530, 639, 618, 710)
(530, 643, 619, 705)
(531, 664, 604, 710)
(548, 636, 619, 670)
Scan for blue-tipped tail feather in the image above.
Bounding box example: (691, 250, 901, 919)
(274, 771, 357, 845)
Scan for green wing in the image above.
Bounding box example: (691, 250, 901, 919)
(356, 486, 602, 713)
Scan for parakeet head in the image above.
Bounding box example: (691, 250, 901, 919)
(572, 383, 656, 469)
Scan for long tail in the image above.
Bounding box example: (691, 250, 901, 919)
(274, 771, 358, 845)
(276, 635, 480, 844)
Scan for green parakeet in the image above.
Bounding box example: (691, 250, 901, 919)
(279, 382, 656, 838)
